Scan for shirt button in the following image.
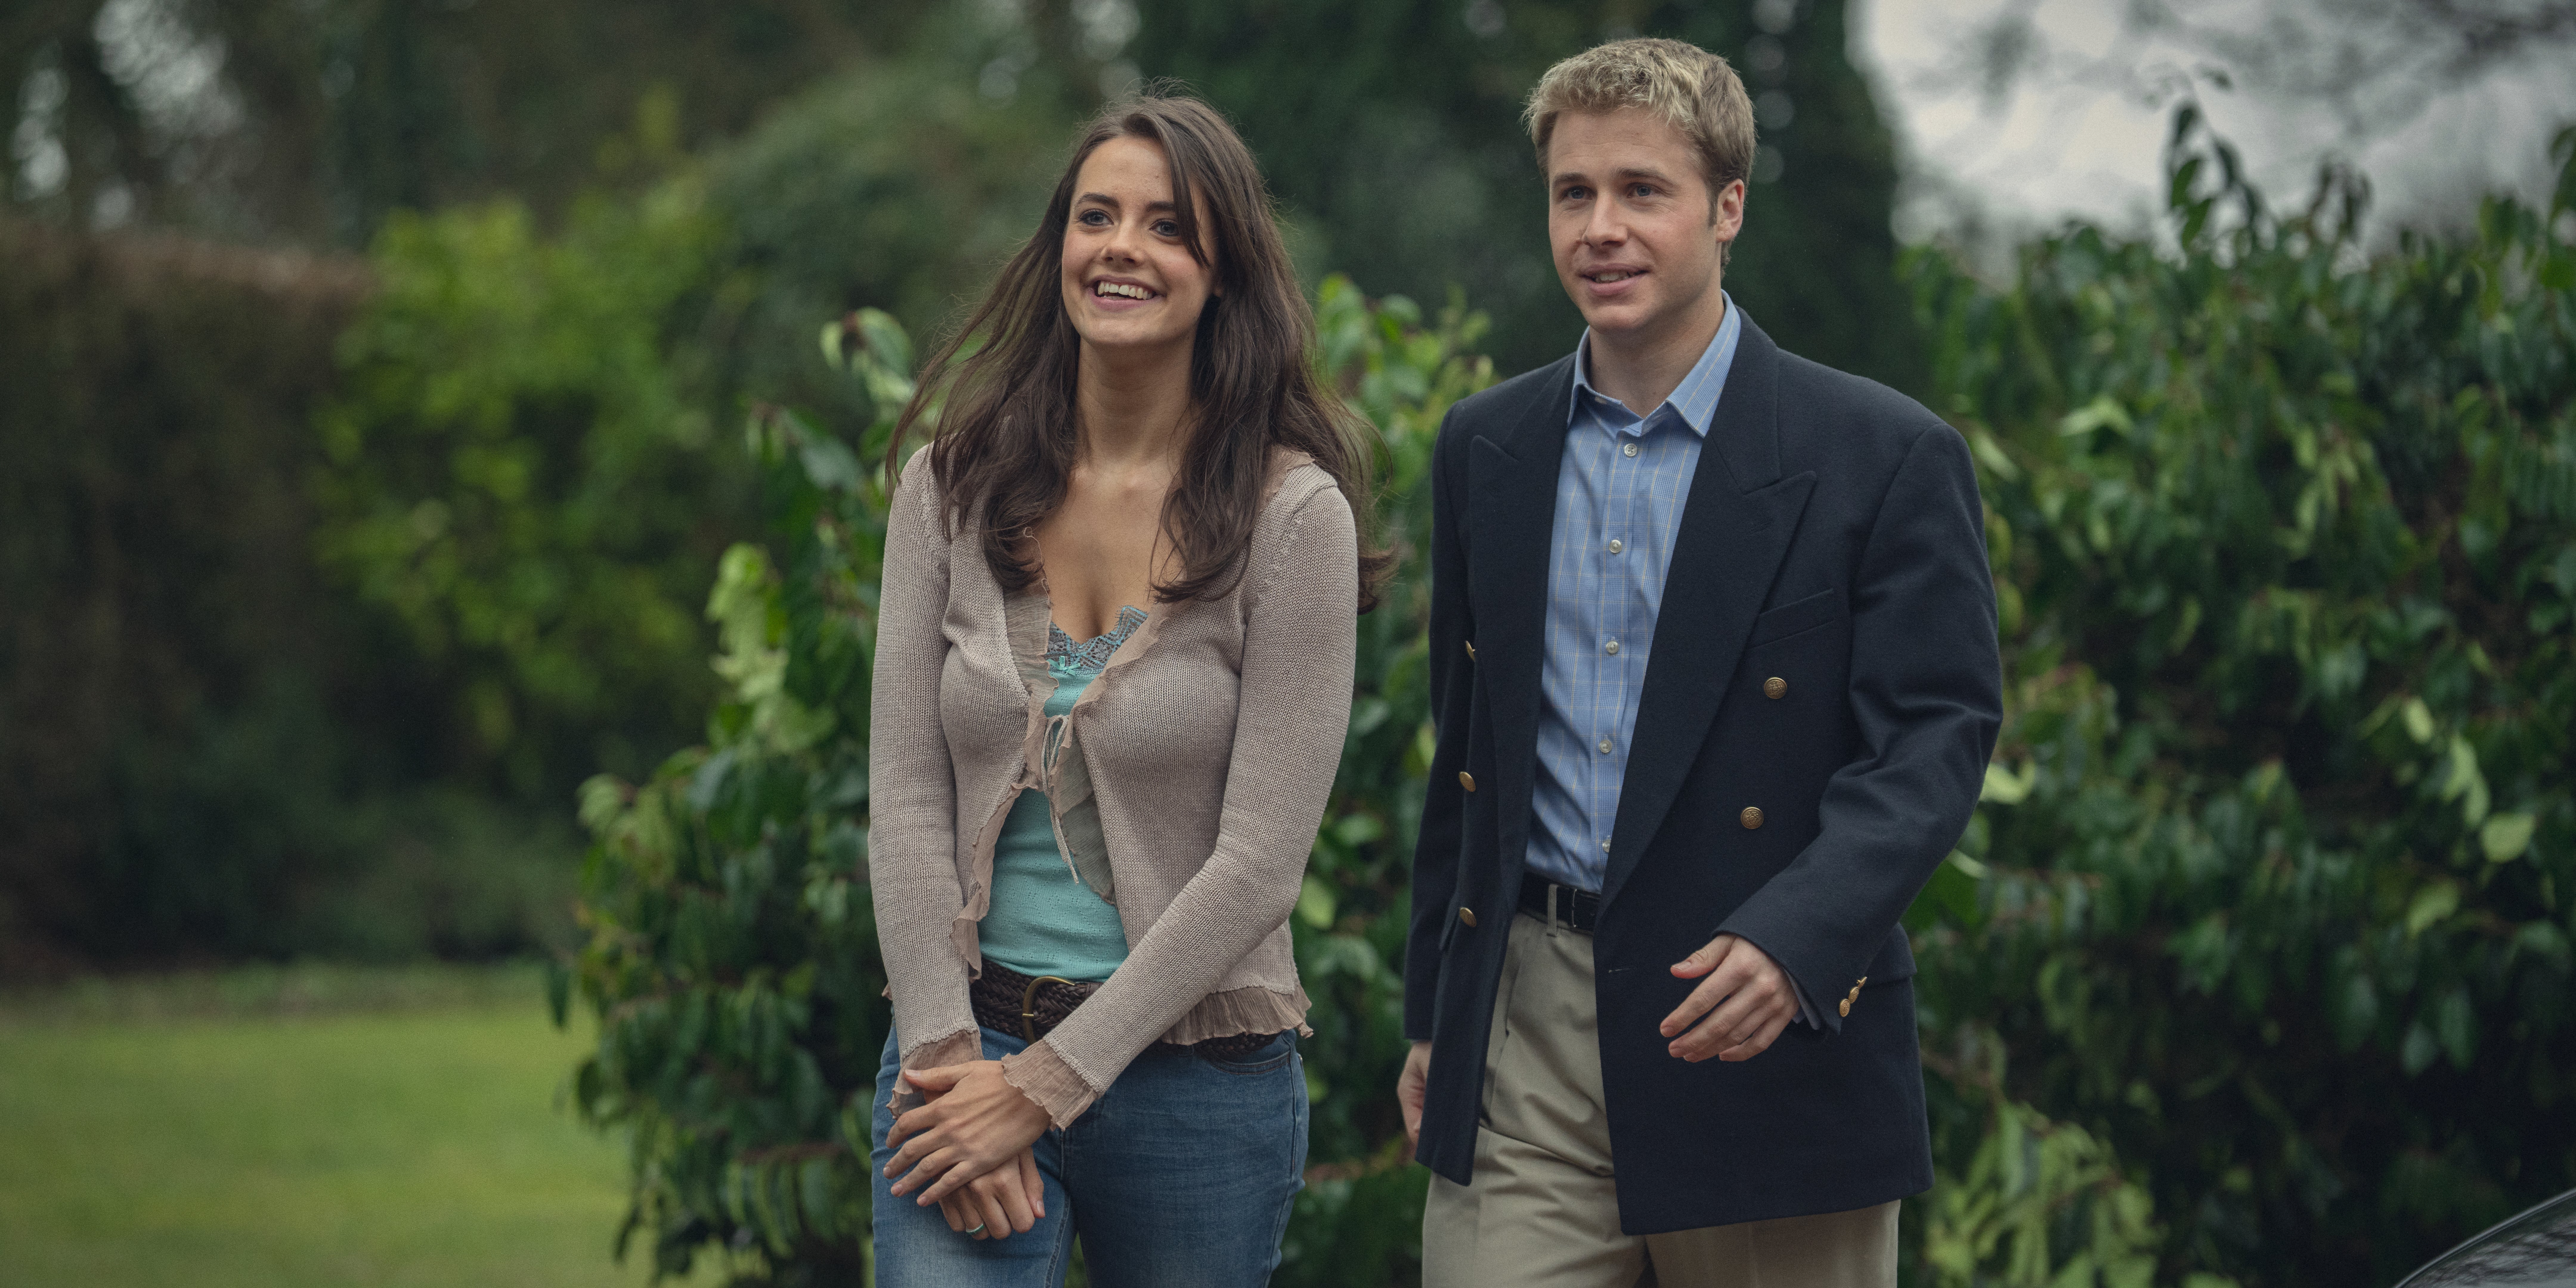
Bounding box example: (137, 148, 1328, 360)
(1606, 538, 1623, 554)
(1597, 738, 1613, 754)
(1600, 837, 1612, 852)
(1622, 441, 1640, 458)
(1603, 639, 1620, 655)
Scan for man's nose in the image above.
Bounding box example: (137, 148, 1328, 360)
(1582, 204, 1626, 248)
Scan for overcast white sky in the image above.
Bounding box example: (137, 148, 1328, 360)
(1852, 0, 2576, 248)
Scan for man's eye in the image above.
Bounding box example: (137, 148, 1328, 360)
(1629, 184, 1657, 199)
(1561, 186, 1589, 202)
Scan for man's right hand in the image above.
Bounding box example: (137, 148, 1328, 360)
(1398, 1040, 1432, 1157)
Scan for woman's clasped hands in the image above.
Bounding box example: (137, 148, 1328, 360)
(883, 1060, 1055, 1240)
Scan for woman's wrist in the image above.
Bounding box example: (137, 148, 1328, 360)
(998, 1036, 1104, 1129)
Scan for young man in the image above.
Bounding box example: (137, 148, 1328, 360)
(1397, 38, 2002, 1288)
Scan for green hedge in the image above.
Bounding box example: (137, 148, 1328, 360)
(0, 219, 613, 972)
(1904, 115, 2576, 1287)
(0, 222, 368, 968)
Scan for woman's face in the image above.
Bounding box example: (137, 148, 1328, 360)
(1059, 135, 1218, 359)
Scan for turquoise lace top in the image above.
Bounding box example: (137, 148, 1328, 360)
(977, 606, 1146, 983)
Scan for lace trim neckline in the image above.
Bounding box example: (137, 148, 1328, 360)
(1046, 605, 1149, 675)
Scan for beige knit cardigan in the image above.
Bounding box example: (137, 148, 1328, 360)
(867, 445, 1357, 1126)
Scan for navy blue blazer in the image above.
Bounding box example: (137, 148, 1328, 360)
(1402, 313, 2002, 1233)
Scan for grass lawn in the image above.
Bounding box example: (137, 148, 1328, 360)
(0, 965, 718, 1288)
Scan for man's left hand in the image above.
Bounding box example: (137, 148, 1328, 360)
(1661, 934, 1795, 1062)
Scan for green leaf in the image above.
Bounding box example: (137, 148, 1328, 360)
(2401, 697, 2436, 744)
(2434, 987, 2477, 1070)
(1332, 812, 1384, 847)
(543, 957, 572, 1030)
(2057, 394, 2134, 438)
(2405, 881, 2460, 936)
(2479, 812, 2536, 863)
(2439, 736, 2491, 825)
(2401, 1022, 2440, 1076)
(2514, 922, 2573, 965)
(1981, 761, 2035, 805)
(1296, 875, 1338, 930)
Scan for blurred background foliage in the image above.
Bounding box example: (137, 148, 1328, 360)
(0, 0, 1914, 987)
(4, 0, 2574, 1284)
(1903, 117, 2576, 1288)
(1130, 0, 1917, 382)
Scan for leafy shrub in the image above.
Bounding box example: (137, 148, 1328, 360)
(0, 220, 407, 971)
(702, 59, 1075, 433)
(315, 184, 740, 798)
(1902, 115, 2576, 1287)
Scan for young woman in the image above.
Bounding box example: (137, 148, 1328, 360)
(865, 95, 1382, 1284)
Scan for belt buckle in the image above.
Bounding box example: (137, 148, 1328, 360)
(1019, 975, 1075, 1042)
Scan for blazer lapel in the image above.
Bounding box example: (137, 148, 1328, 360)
(1601, 320, 1816, 911)
(1467, 354, 1577, 887)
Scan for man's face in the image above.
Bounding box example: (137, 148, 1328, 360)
(1546, 107, 1744, 342)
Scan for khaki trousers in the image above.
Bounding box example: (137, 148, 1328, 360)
(1422, 912, 1897, 1288)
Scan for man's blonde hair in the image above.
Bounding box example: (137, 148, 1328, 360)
(1522, 37, 1755, 202)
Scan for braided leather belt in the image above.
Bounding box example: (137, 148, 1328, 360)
(970, 961, 1281, 1062)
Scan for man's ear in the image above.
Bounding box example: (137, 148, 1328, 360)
(1708, 178, 1747, 237)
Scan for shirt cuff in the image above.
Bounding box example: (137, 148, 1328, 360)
(1784, 965, 1824, 1029)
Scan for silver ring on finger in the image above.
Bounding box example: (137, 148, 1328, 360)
(967, 1223, 986, 1235)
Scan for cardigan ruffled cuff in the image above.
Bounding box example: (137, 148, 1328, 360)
(887, 1027, 982, 1115)
(998, 1037, 1104, 1128)
(1160, 982, 1315, 1046)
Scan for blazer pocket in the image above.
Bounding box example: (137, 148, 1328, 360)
(1748, 586, 1846, 649)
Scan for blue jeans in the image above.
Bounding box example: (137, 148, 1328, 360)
(870, 1024, 1308, 1287)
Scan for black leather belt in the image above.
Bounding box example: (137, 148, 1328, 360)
(1519, 873, 1602, 934)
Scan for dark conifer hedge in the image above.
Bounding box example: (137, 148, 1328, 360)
(0, 223, 372, 970)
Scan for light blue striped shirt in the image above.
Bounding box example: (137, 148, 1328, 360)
(1525, 297, 1742, 892)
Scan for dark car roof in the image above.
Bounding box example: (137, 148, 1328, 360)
(2396, 1189, 2576, 1287)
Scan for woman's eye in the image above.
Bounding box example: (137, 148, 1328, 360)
(1152, 220, 1179, 237)
(1077, 209, 1109, 226)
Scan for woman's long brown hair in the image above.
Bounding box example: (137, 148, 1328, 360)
(883, 94, 1390, 613)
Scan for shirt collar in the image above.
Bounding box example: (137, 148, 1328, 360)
(1568, 291, 1741, 439)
